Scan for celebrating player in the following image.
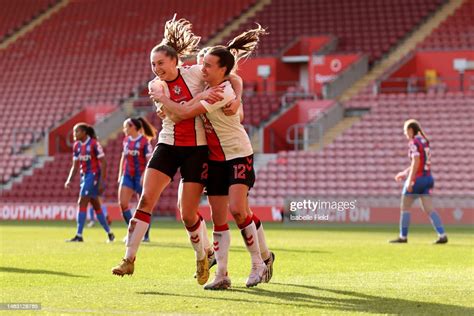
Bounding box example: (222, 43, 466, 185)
(150, 24, 272, 288)
(64, 123, 115, 243)
(112, 17, 241, 285)
(117, 117, 156, 242)
(390, 119, 448, 244)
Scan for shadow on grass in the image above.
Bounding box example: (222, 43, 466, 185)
(143, 242, 327, 254)
(0, 266, 89, 278)
(138, 282, 473, 315)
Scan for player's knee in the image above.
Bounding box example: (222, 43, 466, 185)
(119, 202, 129, 211)
(232, 212, 247, 226)
(229, 204, 246, 225)
(137, 194, 153, 210)
(181, 212, 198, 227)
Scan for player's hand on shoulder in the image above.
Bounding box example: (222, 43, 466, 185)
(223, 98, 241, 116)
(200, 86, 224, 104)
(149, 87, 165, 101)
(156, 107, 166, 120)
(148, 77, 162, 91)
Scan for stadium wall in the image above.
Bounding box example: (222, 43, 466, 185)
(1, 203, 472, 225)
(385, 50, 474, 91)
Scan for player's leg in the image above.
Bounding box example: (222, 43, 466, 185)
(229, 184, 267, 287)
(90, 197, 114, 242)
(102, 202, 111, 226)
(87, 204, 95, 227)
(142, 195, 152, 242)
(247, 206, 274, 282)
(390, 194, 415, 243)
(67, 195, 89, 242)
(179, 146, 211, 285)
(112, 144, 176, 276)
(390, 177, 417, 243)
(68, 173, 95, 242)
(112, 168, 171, 276)
(420, 195, 447, 244)
(179, 181, 209, 284)
(118, 179, 135, 226)
(205, 195, 231, 290)
(128, 168, 170, 257)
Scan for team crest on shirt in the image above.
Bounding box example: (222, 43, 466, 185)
(173, 85, 182, 95)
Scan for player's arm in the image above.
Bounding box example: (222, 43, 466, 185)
(154, 100, 184, 123)
(94, 142, 106, 192)
(117, 153, 124, 183)
(99, 157, 107, 193)
(142, 142, 153, 186)
(161, 106, 182, 123)
(406, 156, 420, 192)
(237, 103, 244, 123)
(150, 86, 224, 120)
(64, 159, 79, 189)
(223, 74, 243, 118)
(395, 167, 410, 182)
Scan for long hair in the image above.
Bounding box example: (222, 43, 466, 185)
(126, 117, 157, 141)
(75, 123, 97, 139)
(207, 24, 266, 75)
(151, 17, 201, 65)
(404, 119, 429, 144)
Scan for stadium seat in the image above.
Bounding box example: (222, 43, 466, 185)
(250, 92, 474, 204)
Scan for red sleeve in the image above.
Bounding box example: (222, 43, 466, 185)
(72, 142, 79, 160)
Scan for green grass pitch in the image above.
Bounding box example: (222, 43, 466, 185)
(0, 221, 473, 315)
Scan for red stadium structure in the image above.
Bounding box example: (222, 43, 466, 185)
(1, 0, 473, 224)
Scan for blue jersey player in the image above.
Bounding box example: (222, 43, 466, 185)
(390, 119, 447, 244)
(64, 123, 115, 243)
(117, 117, 155, 242)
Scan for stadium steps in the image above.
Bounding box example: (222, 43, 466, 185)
(0, 156, 53, 191)
(97, 98, 137, 146)
(337, 0, 465, 103)
(204, 0, 272, 46)
(307, 116, 361, 151)
(0, 0, 70, 51)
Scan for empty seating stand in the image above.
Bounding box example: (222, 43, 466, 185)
(0, 0, 57, 39)
(2, 111, 180, 215)
(420, 0, 474, 50)
(250, 92, 474, 206)
(224, 0, 444, 62)
(0, 0, 255, 184)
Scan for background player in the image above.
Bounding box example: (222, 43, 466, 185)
(64, 123, 115, 243)
(391, 119, 448, 244)
(86, 197, 110, 228)
(117, 117, 156, 242)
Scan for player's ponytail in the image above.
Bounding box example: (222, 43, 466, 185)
(151, 16, 201, 66)
(404, 119, 429, 144)
(137, 117, 157, 141)
(76, 123, 97, 139)
(226, 24, 266, 63)
(207, 24, 266, 75)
